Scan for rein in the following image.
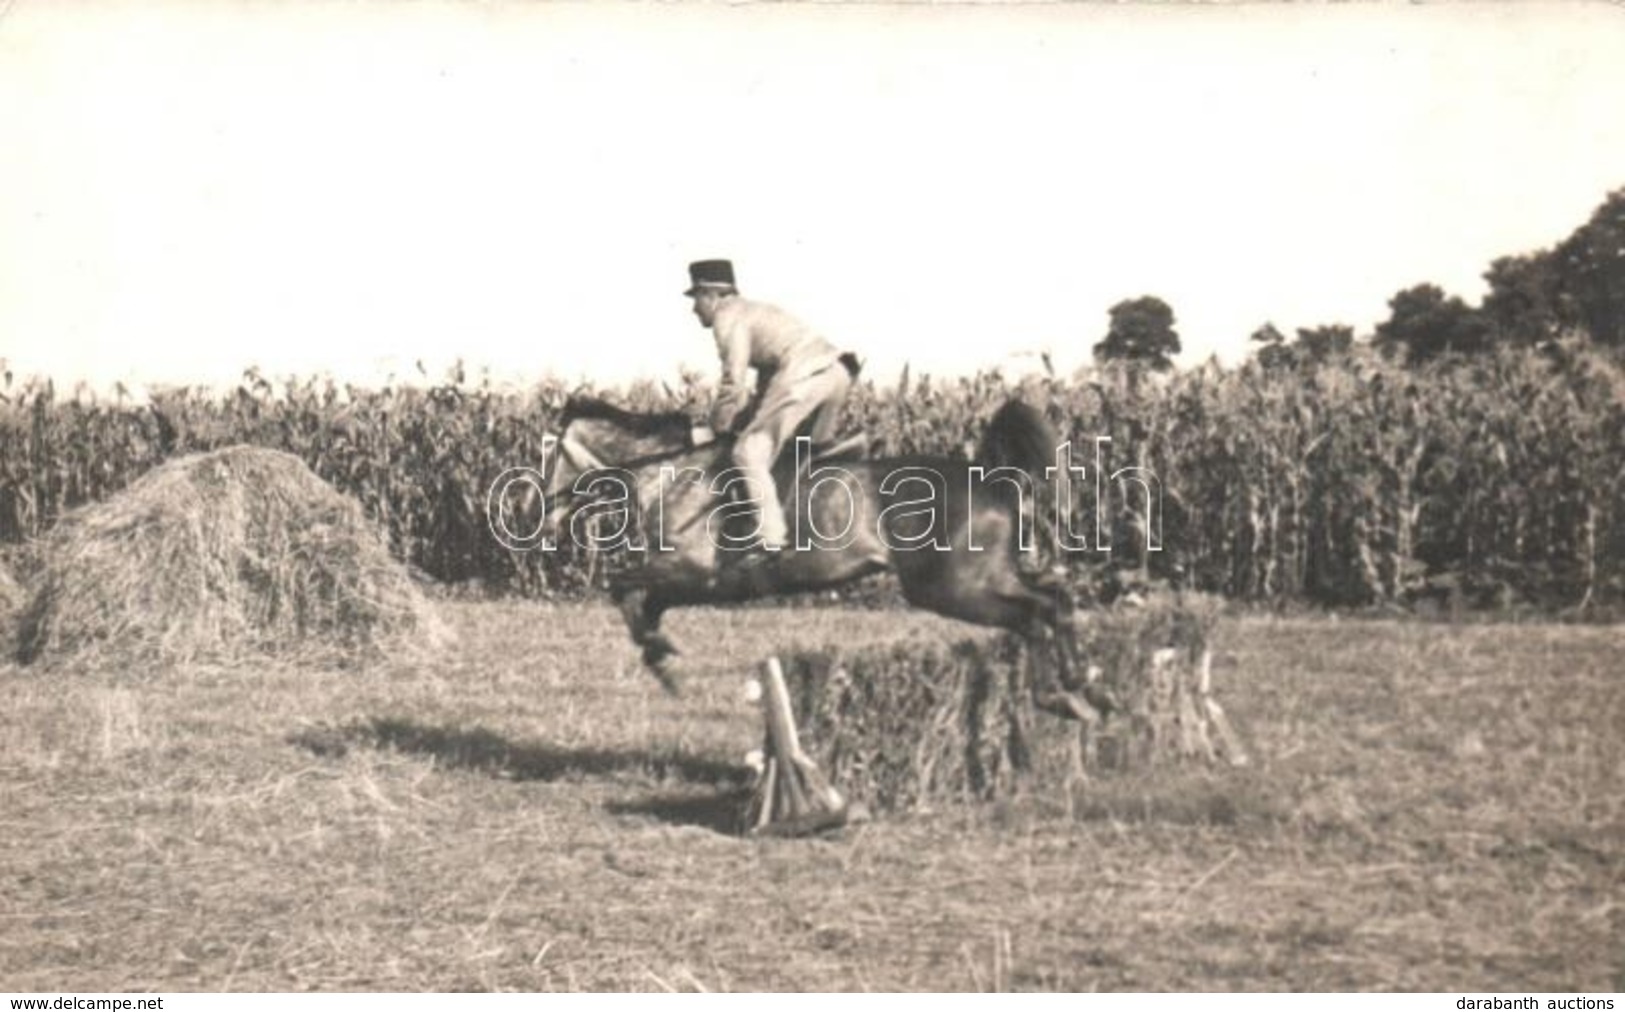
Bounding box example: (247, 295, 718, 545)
(565, 431, 727, 476)
(547, 424, 727, 545)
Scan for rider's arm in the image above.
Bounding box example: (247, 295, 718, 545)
(710, 313, 753, 432)
(754, 365, 777, 398)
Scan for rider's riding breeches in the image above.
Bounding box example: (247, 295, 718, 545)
(733, 362, 853, 549)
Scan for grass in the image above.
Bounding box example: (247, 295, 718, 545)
(1, 603, 1621, 991)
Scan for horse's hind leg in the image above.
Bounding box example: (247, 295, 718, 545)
(1002, 583, 1116, 724)
(899, 557, 1106, 722)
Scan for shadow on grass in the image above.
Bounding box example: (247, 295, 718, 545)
(1066, 785, 1247, 826)
(605, 789, 753, 835)
(289, 716, 750, 788)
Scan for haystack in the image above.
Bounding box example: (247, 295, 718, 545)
(778, 634, 1037, 813)
(15, 445, 446, 670)
(773, 593, 1244, 815)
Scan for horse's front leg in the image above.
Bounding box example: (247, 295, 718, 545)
(638, 591, 681, 695)
(610, 579, 682, 695)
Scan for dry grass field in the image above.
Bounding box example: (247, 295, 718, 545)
(2, 602, 1621, 991)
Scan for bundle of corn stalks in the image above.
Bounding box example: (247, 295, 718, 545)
(742, 657, 860, 837)
(15, 445, 447, 670)
(0, 557, 21, 651)
(774, 592, 1244, 815)
(1069, 592, 1246, 771)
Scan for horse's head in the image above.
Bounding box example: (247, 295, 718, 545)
(537, 396, 698, 535)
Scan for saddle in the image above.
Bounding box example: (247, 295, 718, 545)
(803, 431, 869, 466)
(690, 426, 870, 472)
(702, 431, 872, 551)
(770, 430, 870, 489)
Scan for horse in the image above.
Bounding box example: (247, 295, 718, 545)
(533, 395, 1103, 721)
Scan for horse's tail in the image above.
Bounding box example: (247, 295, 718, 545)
(975, 399, 1065, 570)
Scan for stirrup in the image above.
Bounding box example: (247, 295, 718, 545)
(731, 543, 784, 569)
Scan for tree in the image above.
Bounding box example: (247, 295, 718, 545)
(1374, 284, 1490, 365)
(1249, 322, 1294, 370)
(1477, 187, 1625, 350)
(1094, 296, 1180, 371)
(1481, 252, 1563, 346)
(1295, 324, 1355, 364)
(1552, 187, 1625, 348)
(1250, 322, 1355, 370)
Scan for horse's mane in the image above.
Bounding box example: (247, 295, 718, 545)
(559, 396, 692, 435)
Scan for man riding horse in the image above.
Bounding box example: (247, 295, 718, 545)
(533, 260, 1102, 721)
(684, 259, 862, 572)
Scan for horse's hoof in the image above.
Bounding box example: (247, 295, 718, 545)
(642, 634, 680, 663)
(1080, 684, 1118, 721)
(641, 636, 682, 695)
(649, 660, 683, 697)
(1034, 690, 1097, 724)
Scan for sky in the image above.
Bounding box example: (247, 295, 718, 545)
(2, 1, 1624, 395)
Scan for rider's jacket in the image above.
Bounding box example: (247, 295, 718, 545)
(709, 297, 844, 433)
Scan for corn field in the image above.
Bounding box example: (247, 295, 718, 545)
(2, 347, 1622, 609)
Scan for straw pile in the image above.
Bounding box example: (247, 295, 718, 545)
(15, 445, 447, 670)
(779, 635, 1037, 813)
(776, 593, 1241, 814)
